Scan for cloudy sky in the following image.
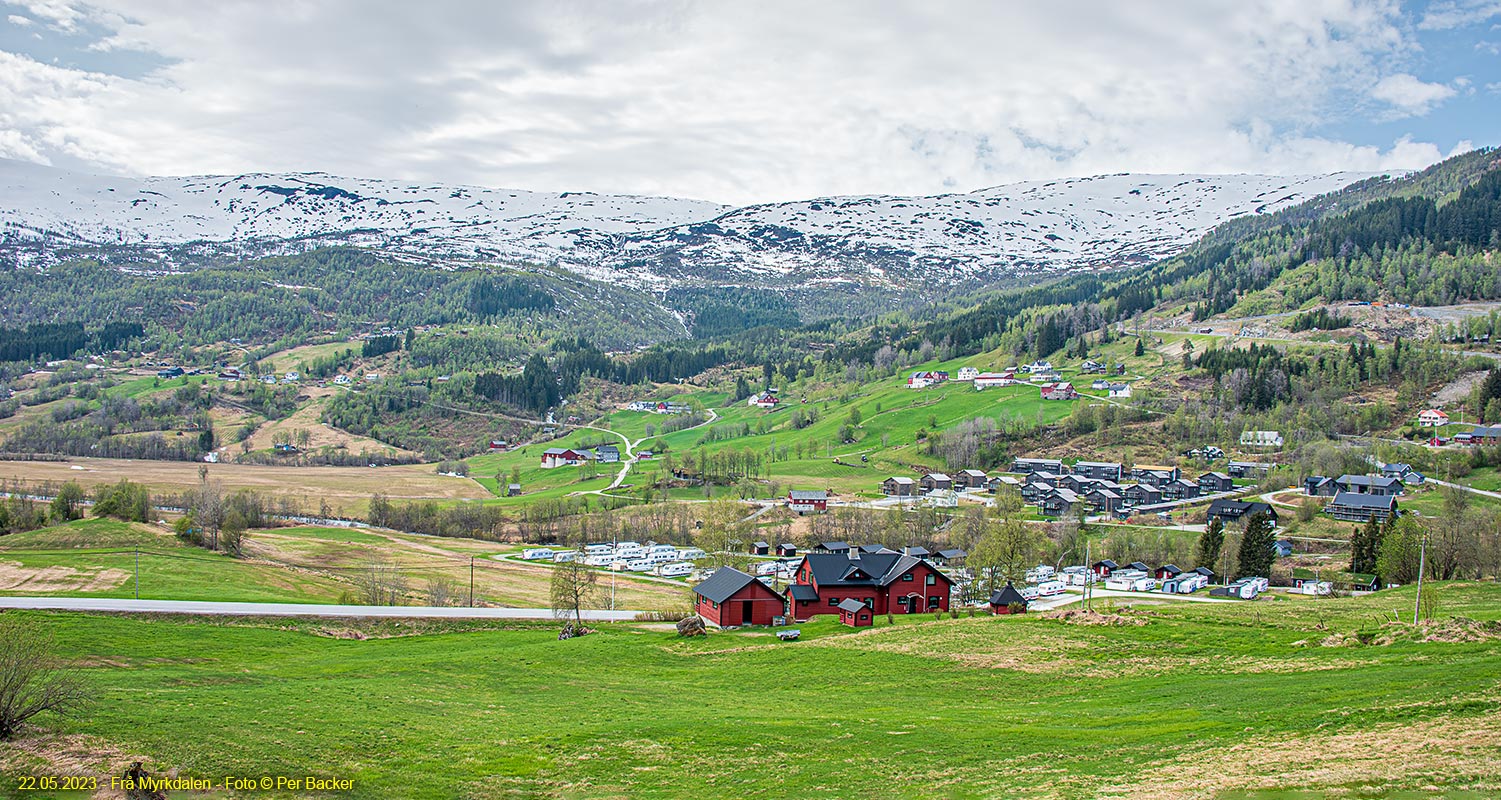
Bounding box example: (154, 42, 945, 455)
(1, 0, 1497, 204)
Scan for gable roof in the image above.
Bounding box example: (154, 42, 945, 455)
(693, 567, 771, 604)
(1330, 491, 1398, 509)
(1207, 499, 1277, 518)
(787, 584, 818, 601)
(800, 552, 951, 590)
(788, 490, 826, 501)
(989, 584, 1028, 607)
(1337, 474, 1401, 489)
(937, 548, 967, 559)
(837, 598, 868, 614)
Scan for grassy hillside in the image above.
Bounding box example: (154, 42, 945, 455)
(2, 583, 1498, 798)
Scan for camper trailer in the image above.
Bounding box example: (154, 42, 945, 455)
(1036, 579, 1067, 597)
(520, 548, 555, 561)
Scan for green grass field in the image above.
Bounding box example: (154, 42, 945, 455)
(2, 583, 1498, 799)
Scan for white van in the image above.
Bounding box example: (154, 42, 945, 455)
(520, 548, 555, 561)
(1036, 579, 1067, 597)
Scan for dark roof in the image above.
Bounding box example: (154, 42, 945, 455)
(1336, 474, 1400, 489)
(693, 567, 767, 604)
(799, 552, 951, 590)
(1207, 499, 1277, 519)
(989, 584, 1028, 607)
(1158, 564, 1182, 574)
(858, 544, 897, 554)
(837, 598, 868, 614)
(1193, 566, 1215, 577)
(820, 541, 850, 551)
(753, 541, 769, 548)
(1329, 491, 1398, 509)
(937, 548, 967, 559)
(787, 584, 818, 601)
(904, 546, 932, 556)
(1093, 559, 1119, 569)
(1127, 561, 1150, 571)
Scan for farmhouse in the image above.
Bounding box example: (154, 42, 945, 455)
(748, 391, 781, 409)
(788, 489, 829, 514)
(906, 371, 949, 389)
(881, 477, 917, 496)
(1081, 359, 1106, 374)
(1227, 461, 1271, 479)
(1206, 499, 1278, 527)
(1012, 458, 1064, 475)
(1020, 360, 1053, 373)
(1040, 382, 1078, 401)
(1091, 379, 1111, 391)
(786, 551, 954, 620)
(1107, 383, 1132, 398)
(1198, 472, 1234, 493)
(1464, 425, 1501, 444)
(988, 583, 1030, 614)
(933, 548, 967, 566)
(540, 448, 586, 469)
(1325, 492, 1399, 523)
(920, 473, 953, 492)
(1335, 474, 1403, 496)
(1417, 409, 1450, 427)
(1380, 463, 1424, 485)
(815, 541, 851, 555)
(693, 567, 786, 627)
(955, 366, 980, 381)
(593, 445, 621, 463)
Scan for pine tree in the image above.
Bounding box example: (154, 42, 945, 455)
(1236, 512, 1276, 579)
(1195, 516, 1225, 569)
(1350, 517, 1382, 575)
(1133, 338, 1145, 357)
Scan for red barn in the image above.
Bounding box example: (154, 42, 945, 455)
(693, 567, 786, 628)
(837, 598, 874, 627)
(785, 552, 953, 621)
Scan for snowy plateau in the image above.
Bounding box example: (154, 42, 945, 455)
(0, 158, 1385, 291)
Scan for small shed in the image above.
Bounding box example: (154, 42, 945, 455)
(837, 598, 874, 627)
(988, 583, 1029, 615)
(1091, 559, 1119, 578)
(749, 541, 770, 556)
(776, 543, 797, 558)
(507, 483, 522, 497)
(1154, 564, 1182, 581)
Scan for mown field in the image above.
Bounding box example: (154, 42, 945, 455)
(0, 583, 1498, 799)
(0, 519, 687, 611)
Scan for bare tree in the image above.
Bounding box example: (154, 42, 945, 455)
(0, 617, 89, 739)
(424, 575, 460, 607)
(550, 555, 599, 627)
(354, 557, 408, 605)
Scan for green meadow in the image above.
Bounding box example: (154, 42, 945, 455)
(2, 584, 1498, 799)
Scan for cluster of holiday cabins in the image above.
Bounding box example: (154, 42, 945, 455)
(1415, 408, 1501, 447)
(879, 458, 1265, 519)
(906, 360, 1129, 402)
(1303, 468, 1417, 524)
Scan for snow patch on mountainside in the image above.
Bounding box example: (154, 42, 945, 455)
(0, 158, 1387, 289)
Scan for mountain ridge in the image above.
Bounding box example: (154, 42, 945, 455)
(0, 157, 1392, 290)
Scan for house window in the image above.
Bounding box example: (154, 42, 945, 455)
(925, 574, 936, 585)
(828, 598, 839, 607)
(902, 573, 913, 581)
(897, 596, 908, 606)
(929, 596, 941, 607)
(863, 598, 873, 609)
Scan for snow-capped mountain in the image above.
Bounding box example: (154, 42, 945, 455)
(0, 158, 1385, 289)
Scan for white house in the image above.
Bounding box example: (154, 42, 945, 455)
(1239, 430, 1284, 448)
(748, 391, 780, 409)
(1108, 383, 1132, 398)
(973, 372, 1019, 389)
(955, 366, 980, 381)
(1418, 409, 1450, 427)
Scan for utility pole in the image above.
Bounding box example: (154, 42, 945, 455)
(1084, 540, 1092, 611)
(469, 556, 475, 608)
(1413, 533, 1427, 625)
(134, 548, 140, 600)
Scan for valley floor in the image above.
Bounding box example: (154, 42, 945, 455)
(0, 584, 1498, 799)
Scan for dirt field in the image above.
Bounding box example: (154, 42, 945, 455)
(237, 387, 417, 457)
(0, 561, 130, 592)
(0, 457, 491, 515)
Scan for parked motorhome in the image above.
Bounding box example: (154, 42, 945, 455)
(1036, 579, 1067, 597)
(656, 561, 694, 578)
(677, 547, 708, 560)
(520, 548, 555, 561)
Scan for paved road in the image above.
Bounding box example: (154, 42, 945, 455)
(0, 597, 645, 621)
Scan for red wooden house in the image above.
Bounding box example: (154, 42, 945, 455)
(785, 551, 953, 621)
(837, 598, 874, 627)
(693, 567, 786, 627)
(787, 489, 828, 514)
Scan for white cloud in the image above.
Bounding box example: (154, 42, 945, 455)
(6, 14, 33, 25)
(1369, 73, 1459, 117)
(1418, 0, 1501, 30)
(0, 0, 1477, 203)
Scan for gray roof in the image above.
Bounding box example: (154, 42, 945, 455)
(837, 598, 868, 614)
(884, 476, 915, 485)
(1337, 474, 1400, 489)
(937, 548, 967, 559)
(1329, 491, 1398, 509)
(787, 584, 818, 601)
(788, 490, 826, 501)
(1207, 499, 1277, 518)
(989, 584, 1028, 606)
(693, 567, 771, 604)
